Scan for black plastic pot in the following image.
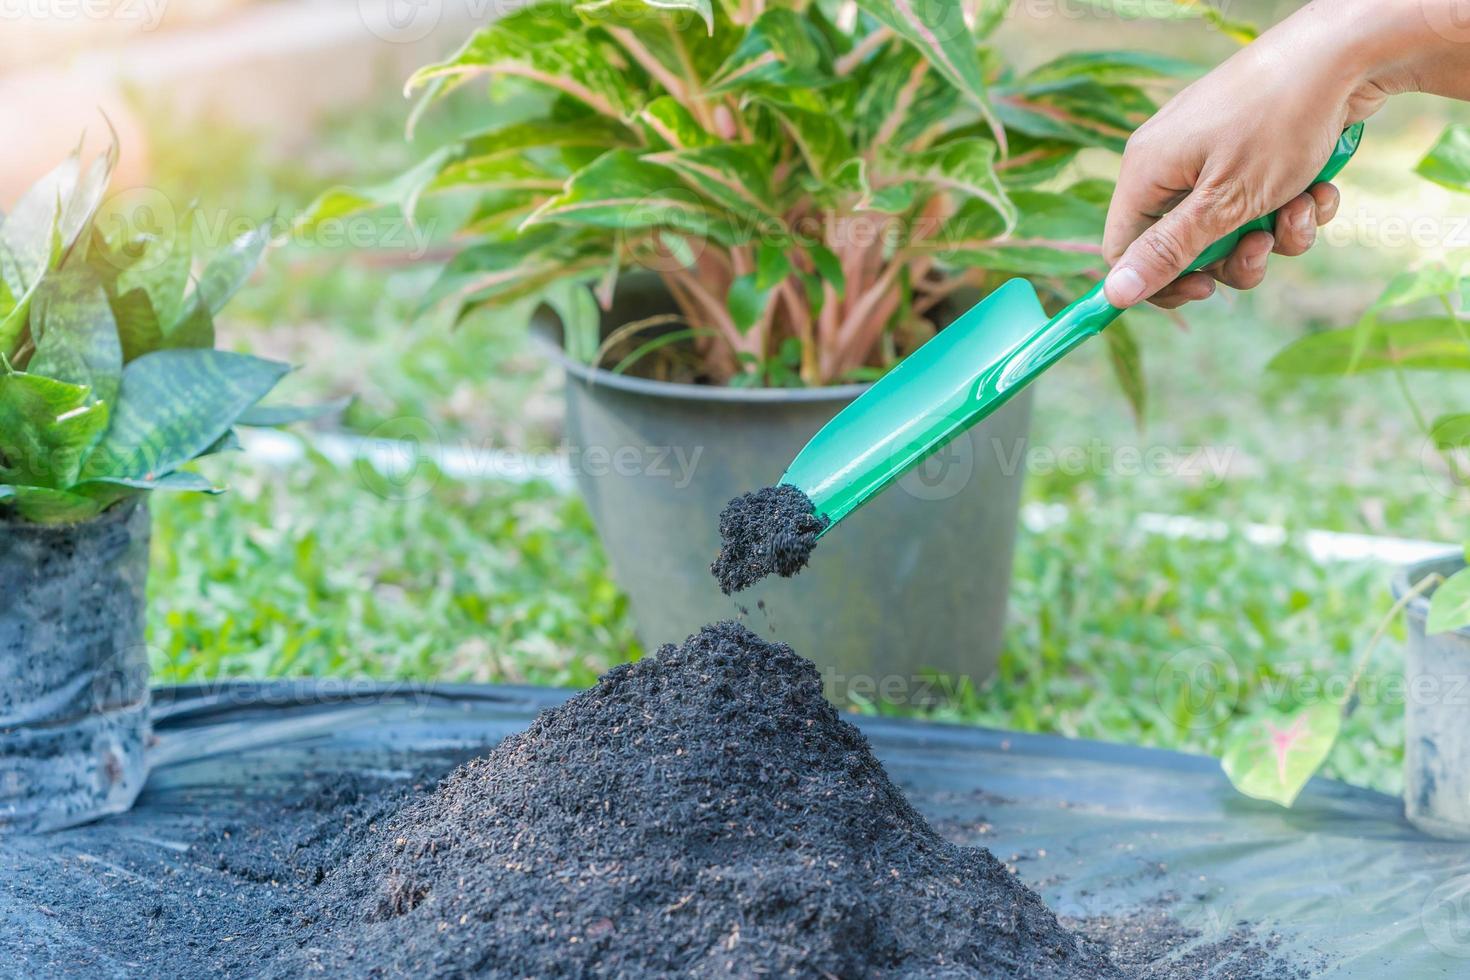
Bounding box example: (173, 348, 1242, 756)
(0, 501, 152, 833)
(534, 281, 1032, 704)
(1395, 552, 1470, 839)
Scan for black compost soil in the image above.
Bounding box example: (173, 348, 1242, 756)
(287, 621, 1122, 978)
(711, 483, 829, 594)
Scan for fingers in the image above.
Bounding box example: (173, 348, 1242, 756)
(1212, 230, 1273, 291)
(1144, 272, 1216, 310)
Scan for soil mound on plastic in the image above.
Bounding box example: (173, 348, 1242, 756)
(711, 483, 828, 594)
(293, 621, 1122, 979)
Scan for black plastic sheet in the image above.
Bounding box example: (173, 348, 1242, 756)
(5, 681, 1469, 977)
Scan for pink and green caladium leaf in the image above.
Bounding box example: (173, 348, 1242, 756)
(708, 7, 835, 93)
(406, 5, 636, 120)
(852, 0, 989, 113)
(0, 372, 110, 490)
(296, 147, 457, 235)
(577, 0, 712, 34)
(1428, 568, 1470, 635)
(524, 149, 742, 246)
(638, 97, 719, 150)
(1268, 317, 1470, 376)
(1221, 702, 1342, 808)
(29, 272, 123, 408)
(877, 138, 1016, 233)
(925, 187, 1106, 277)
(84, 349, 288, 483)
(1416, 123, 1470, 194)
(646, 145, 784, 225)
(1020, 50, 1200, 85)
(760, 95, 855, 183)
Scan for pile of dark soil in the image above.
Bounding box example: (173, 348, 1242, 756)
(710, 483, 829, 594)
(289, 622, 1123, 978)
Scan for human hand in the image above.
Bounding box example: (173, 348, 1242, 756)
(1101, 0, 1413, 310)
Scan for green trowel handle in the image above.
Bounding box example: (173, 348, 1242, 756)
(1189, 122, 1364, 271)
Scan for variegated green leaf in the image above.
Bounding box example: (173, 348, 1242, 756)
(236, 397, 351, 427)
(853, 0, 988, 112)
(0, 371, 109, 489)
(761, 96, 854, 183)
(638, 97, 718, 150)
(29, 272, 123, 408)
(460, 117, 634, 161)
(878, 138, 1015, 232)
(709, 8, 834, 92)
(110, 287, 164, 362)
(1022, 50, 1199, 84)
(296, 147, 456, 233)
(79, 469, 220, 494)
(406, 6, 634, 119)
(1104, 317, 1145, 425)
(0, 151, 75, 300)
(85, 349, 289, 482)
(578, 0, 712, 33)
(116, 217, 192, 335)
(524, 149, 739, 245)
(647, 145, 782, 224)
(1222, 703, 1341, 808)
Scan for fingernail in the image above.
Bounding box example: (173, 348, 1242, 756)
(1105, 266, 1147, 307)
(1296, 210, 1316, 246)
(1246, 249, 1268, 272)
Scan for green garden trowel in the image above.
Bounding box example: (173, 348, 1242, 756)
(782, 123, 1365, 534)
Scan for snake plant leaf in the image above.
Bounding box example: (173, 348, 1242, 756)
(1268, 317, 1470, 375)
(1428, 568, 1470, 635)
(1415, 123, 1470, 193)
(195, 221, 271, 316)
(708, 8, 835, 92)
(58, 130, 119, 259)
(29, 272, 124, 408)
(852, 0, 989, 115)
(0, 372, 110, 489)
(111, 286, 165, 362)
(116, 218, 193, 335)
(236, 396, 351, 427)
(164, 294, 216, 350)
(646, 145, 783, 224)
(0, 151, 75, 300)
(524, 149, 740, 245)
(1021, 50, 1200, 85)
(1221, 702, 1341, 808)
(405, 6, 635, 119)
(5, 485, 112, 524)
(85, 349, 289, 482)
(78, 469, 221, 494)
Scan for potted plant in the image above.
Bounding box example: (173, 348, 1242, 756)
(0, 138, 305, 833)
(1218, 123, 1470, 833)
(304, 0, 1205, 699)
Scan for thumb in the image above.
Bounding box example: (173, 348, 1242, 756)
(1103, 192, 1235, 308)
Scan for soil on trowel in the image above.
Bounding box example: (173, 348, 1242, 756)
(711, 483, 829, 594)
(286, 621, 1124, 978)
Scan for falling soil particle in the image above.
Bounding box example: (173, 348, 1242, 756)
(287, 621, 1124, 978)
(711, 483, 829, 594)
